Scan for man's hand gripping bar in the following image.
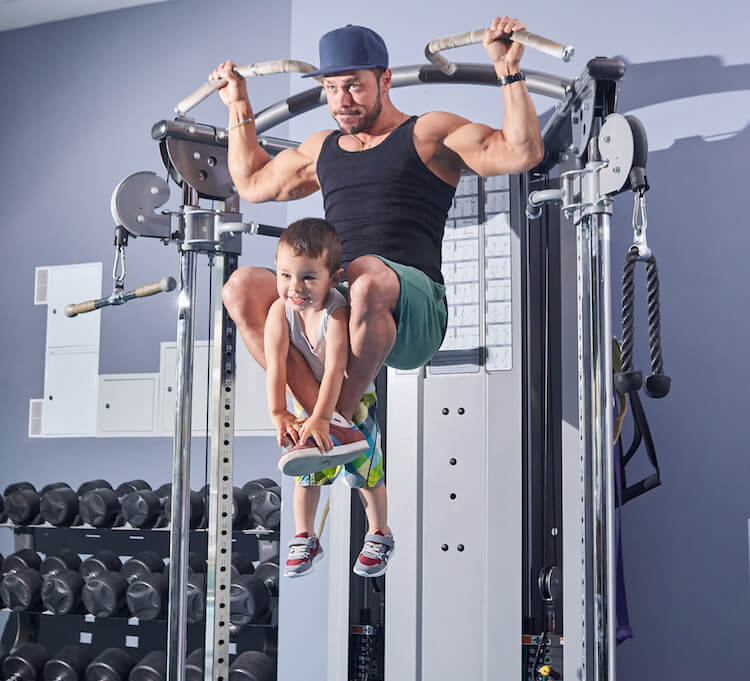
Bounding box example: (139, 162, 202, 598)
(425, 28, 574, 76)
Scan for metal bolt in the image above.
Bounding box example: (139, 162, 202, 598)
(193, 151, 201, 160)
(450, 493, 456, 500)
(612, 167, 621, 174)
(198, 170, 207, 180)
(442, 408, 449, 415)
(602, 136, 611, 144)
(457, 544, 465, 552)
(551, 528, 559, 536)
(441, 544, 449, 552)
(457, 407, 465, 415)
(449, 458, 457, 466)
(207, 156, 217, 167)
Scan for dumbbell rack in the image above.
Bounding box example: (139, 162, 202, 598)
(0, 522, 279, 670)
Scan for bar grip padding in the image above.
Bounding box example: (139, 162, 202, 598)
(64, 300, 97, 318)
(425, 28, 574, 76)
(175, 60, 319, 115)
(135, 277, 177, 298)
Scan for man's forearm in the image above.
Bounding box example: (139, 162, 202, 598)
(496, 61, 544, 166)
(227, 100, 272, 191)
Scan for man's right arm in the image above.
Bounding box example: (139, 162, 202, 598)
(211, 60, 329, 203)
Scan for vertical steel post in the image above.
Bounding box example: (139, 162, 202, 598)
(577, 131, 617, 681)
(203, 248, 238, 681)
(167, 189, 199, 681)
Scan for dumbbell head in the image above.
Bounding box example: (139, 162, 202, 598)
(185, 650, 204, 681)
(126, 573, 168, 620)
(40, 487, 80, 526)
(115, 480, 151, 496)
(3, 642, 49, 681)
(249, 487, 281, 531)
(3, 482, 36, 496)
(253, 561, 279, 597)
(186, 572, 205, 623)
(121, 552, 164, 584)
(129, 651, 166, 681)
(79, 488, 122, 527)
(41, 550, 81, 578)
(232, 487, 252, 530)
(230, 574, 271, 626)
(230, 553, 254, 577)
(82, 572, 127, 617)
(164, 491, 205, 529)
(2, 549, 42, 574)
(0, 568, 43, 610)
(242, 479, 278, 494)
(80, 551, 122, 582)
(85, 648, 136, 681)
(77, 480, 113, 496)
(41, 570, 85, 615)
(43, 645, 93, 681)
(120, 490, 163, 529)
(228, 651, 276, 681)
(644, 373, 671, 398)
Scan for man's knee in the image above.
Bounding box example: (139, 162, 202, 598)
(347, 258, 399, 317)
(222, 267, 277, 326)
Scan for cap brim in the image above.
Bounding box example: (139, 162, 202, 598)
(301, 63, 387, 78)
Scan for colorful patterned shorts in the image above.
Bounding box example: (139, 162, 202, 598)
(294, 391, 384, 489)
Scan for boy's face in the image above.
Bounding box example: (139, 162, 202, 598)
(275, 243, 339, 312)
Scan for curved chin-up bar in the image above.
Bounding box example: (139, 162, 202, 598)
(252, 64, 572, 135)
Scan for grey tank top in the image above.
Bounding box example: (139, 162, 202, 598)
(285, 289, 348, 383)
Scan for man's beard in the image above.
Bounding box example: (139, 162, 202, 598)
(335, 90, 382, 134)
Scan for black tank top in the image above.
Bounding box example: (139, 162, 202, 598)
(316, 115, 456, 284)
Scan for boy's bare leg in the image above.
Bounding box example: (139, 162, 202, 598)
(222, 266, 320, 415)
(337, 257, 400, 421)
(293, 485, 321, 536)
(358, 484, 391, 535)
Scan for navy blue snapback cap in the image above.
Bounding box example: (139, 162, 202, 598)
(302, 25, 388, 78)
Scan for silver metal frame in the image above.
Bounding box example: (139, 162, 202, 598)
(158, 57, 625, 681)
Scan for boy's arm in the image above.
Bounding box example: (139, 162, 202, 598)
(264, 299, 300, 446)
(298, 307, 349, 451)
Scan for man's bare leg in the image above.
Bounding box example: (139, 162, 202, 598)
(337, 256, 400, 420)
(358, 484, 391, 535)
(293, 485, 321, 536)
(222, 266, 320, 415)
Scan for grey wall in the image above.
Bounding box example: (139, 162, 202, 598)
(2, 0, 750, 679)
(0, 0, 292, 551)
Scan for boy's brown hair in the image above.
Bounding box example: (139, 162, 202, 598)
(278, 218, 342, 274)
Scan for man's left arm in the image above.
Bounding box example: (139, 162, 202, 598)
(442, 16, 544, 176)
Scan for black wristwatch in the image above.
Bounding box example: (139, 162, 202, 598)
(498, 71, 526, 87)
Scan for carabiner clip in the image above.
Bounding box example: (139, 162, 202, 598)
(112, 244, 126, 293)
(631, 190, 651, 260)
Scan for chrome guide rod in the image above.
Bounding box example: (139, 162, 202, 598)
(167, 190, 199, 681)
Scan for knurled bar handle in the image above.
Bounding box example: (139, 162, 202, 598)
(175, 60, 319, 115)
(64, 277, 176, 317)
(425, 28, 574, 76)
(64, 299, 99, 318)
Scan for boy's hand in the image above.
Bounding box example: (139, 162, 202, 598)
(271, 410, 303, 448)
(298, 415, 333, 452)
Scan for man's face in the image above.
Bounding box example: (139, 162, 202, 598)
(323, 69, 385, 134)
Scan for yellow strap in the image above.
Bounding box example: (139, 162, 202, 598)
(317, 499, 330, 539)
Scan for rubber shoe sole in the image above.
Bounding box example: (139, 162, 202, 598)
(279, 442, 367, 476)
(353, 543, 395, 579)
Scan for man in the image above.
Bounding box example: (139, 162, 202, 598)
(214, 16, 543, 444)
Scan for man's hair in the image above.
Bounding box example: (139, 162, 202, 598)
(278, 218, 341, 274)
(371, 66, 385, 82)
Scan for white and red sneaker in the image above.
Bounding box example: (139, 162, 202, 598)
(353, 531, 395, 578)
(284, 532, 324, 578)
(278, 412, 370, 476)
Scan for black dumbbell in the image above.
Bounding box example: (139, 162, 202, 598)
(124, 553, 167, 621)
(230, 574, 271, 627)
(228, 651, 276, 681)
(184, 650, 203, 681)
(128, 651, 165, 681)
(0, 550, 43, 611)
(2, 643, 49, 681)
(43, 645, 93, 681)
(79, 481, 151, 528)
(81, 552, 127, 618)
(3, 550, 80, 612)
(40, 551, 85, 615)
(163, 489, 205, 530)
(120, 484, 170, 530)
(40, 480, 113, 527)
(5, 483, 70, 526)
(245, 483, 281, 532)
(253, 560, 279, 598)
(84, 649, 136, 681)
(185, 552, 251, 624)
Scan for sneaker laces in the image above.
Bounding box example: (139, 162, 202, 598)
(362, 539, 389, 560)
(289, 543, 312, 560)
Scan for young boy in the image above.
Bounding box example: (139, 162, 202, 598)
(264, 218, 395, 578)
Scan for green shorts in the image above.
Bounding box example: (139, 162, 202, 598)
(340, 255, 447, 370)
